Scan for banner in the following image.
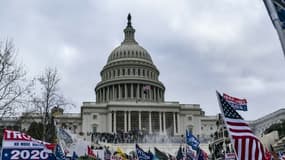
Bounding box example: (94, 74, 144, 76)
(1, 129, 56, 160)
(223, 93, 248, 111)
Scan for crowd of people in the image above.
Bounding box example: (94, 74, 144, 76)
(88, 130, 182, 144)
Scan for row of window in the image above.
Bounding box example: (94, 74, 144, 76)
(201, 126, 214, 130)
(102, 67, 158, 80)
(109, 50, 150, 61)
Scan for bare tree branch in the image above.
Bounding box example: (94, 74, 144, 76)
(30, 67, 74, 141)
(0, 40, 32, 118)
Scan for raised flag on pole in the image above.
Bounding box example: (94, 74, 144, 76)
(223, 93, 248, 111)
(54, 144, 66, 160)
(263, 0, 285, 58)
(143, 85, 151, 94)
(71, 151, 79, 160)
(87, 146, 96, 158)
(216, 91, 266, 160)
(135, 144, 152, 160)
(186, 129, 200, 151)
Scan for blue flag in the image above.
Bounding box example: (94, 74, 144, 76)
(71, 151, 78, 160)
(136, 144, 152, 160)
(186, 129, 200, 150)
(54, 144, 66, 160)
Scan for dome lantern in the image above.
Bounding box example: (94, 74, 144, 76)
(122, 13, 138, 45)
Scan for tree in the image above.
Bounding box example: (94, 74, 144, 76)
(0, 40, 32, 118)
(27, 122, 43, 140)
(31, 67, 73, 142)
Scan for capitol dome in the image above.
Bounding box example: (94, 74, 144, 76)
(95, 14, 165, 103)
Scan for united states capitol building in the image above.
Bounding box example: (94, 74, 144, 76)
(1, 15, 284, 148)
(76, 14, 218, 141)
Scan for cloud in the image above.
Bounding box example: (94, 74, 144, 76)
(0, 0, 284, 120)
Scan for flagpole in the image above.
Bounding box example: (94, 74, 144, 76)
(215, 91, 239, 159)
(264, 0, 285, 59)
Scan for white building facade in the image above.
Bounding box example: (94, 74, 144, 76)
(249, 108, 285, 137)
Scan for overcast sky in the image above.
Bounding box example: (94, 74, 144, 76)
(1, 0, 284, 120)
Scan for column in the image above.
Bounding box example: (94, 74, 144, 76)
(142, 85, 145, 100)
(124, 84, 127, 99)
(99, 90, 101, 102)
(114, 111, 117, 133)
(131, 84, 134, 99)
(139, 111, 141, 130)
(98, 90, 101, 102)
(173, 112, 176, 135)
(124, 111, 127, 132)
(112, 85, 115, 100)
(128, 111, 131, 131)
(118, 84, 121, 99)
(154, 87, 156, 101)
(157, 89, 160, 101)
(177, 113, 180, 135)
(149, 112, 152, 134)
(150, 86, 153, 101)
(106, 87, 110, 101)
(159, 112, 162, 134)
(163, 112, 166, 134)
(102, 88, 105, 102)
(108, 112, 112, 133)
(136, 84, 140, 99)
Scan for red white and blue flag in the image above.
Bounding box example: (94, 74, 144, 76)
(143, 85, 151, 94)
(223, 93, 248, 111)
(217, 92, 266, 160)
(1, 129, 56, 160)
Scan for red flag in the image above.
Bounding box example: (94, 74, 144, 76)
(87, 145, 96, 158)
(217, 92, 266, 160)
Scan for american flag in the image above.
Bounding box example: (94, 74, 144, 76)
(217, 92, 266, 160)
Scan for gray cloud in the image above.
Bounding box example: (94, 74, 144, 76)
(0, 0, 284, 120)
